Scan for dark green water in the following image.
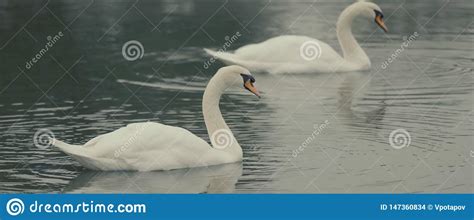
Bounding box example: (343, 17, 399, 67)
(0, 0, 472, 193)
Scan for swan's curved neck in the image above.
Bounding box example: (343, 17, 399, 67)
(202, 73, 241, 154)
(336, 5, 370, 65)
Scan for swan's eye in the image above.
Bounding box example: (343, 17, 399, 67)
(240, 74, 255, 84)
(250, 76, 256, 83)
(240, 74, 260, 98)
(374, 10, 384, 18)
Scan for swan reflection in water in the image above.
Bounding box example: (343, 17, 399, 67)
(337, 72, 387, 125)
(63, 163, 242, 193)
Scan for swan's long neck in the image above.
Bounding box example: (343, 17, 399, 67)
(202, 73, 242, 156)
(336, 5, 370, 66)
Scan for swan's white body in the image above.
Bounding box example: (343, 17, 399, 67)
(53, 66, 257, 171)
(205, 2, 385, 74)
(53, 123, 238, 171)
(205, 36, 354, 74)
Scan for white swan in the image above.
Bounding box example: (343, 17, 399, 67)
(53, 65, 260, 171)
(204, 1, 388, 74)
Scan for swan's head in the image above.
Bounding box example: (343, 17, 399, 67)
(354, 1, 388, 33)
(219, 65, 260, 98)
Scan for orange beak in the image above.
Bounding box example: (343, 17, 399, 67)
(375, 15, 388, 33)
(244, 81, 261, 98)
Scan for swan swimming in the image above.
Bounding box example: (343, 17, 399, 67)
(53, 65, 260, 171)
(204, 1, 388, 74)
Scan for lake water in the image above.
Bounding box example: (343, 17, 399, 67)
(0, 0, 472, 193)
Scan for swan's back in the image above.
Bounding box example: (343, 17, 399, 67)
(234, 35, 341, 63)
(206, 35, 346, 74)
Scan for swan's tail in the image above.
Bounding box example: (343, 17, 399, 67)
(204, 48, 270, 73)
(52, 139, 84, 156)
(52, 139, 100, 170)
(204, 48, 242, 66)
